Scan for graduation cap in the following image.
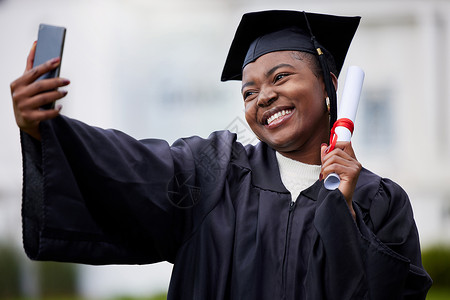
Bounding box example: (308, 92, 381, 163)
(221, 10, 360, 128)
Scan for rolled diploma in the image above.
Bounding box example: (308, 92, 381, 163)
(324, 66, 365, 190)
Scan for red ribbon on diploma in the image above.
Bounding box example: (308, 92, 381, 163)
(328, 118, 354, 152)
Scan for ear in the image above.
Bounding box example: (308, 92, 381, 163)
(330, 72, 338, 91)
(322, 72, 338, 98)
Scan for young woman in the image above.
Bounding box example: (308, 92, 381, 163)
(11, 10, 431, 299)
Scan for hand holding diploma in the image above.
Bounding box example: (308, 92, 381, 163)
(323, 66, 364, 190)
(320, 66, 364, 217)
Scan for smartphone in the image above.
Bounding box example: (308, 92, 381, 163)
(33, 23, 66, 109)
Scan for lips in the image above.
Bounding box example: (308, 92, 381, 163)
(267, 109, 293, 125)
(262, 107, 294, 126)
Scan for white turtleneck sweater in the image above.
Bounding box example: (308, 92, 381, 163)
(275, 151, 321, 201)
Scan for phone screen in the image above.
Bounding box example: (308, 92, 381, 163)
(33, 24, 66, 109)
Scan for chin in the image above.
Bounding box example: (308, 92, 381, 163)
(265, 138, 298, 151)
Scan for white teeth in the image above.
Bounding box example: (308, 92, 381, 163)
(267, 109, 292, 125)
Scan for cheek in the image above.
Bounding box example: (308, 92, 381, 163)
(244, 103, 262, 136)
(300, 84, 327, 113)
(244, 102, 256, 122)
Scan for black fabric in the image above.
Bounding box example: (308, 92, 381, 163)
(21, 115, 432, 299)
(221, 10, 360, 81)
(301, 11, 338, 127)
(21, 132, 44, 258)
(243, 28, 317, 69)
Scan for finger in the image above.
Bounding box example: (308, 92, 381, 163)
(25, 41, 37, 72)
(333, 141, 357, 160)
(320, 143, 328, 163)
(21, 57, 61, 86)
(12, 77, 69, 104)
(322, 159, 360, 179)
(321, 148, 360, 181)
(12, 58, 60, 93)
(321, 155, 354, 177)
(27, 77, 70, 98)
(322, 147, 358, 167)
(320, 143, 330, 180)
(322, 156, 361, 186)
(20, 89, 68, 111)
(322, 148, 353, 168)
(22, 106, 62, 125)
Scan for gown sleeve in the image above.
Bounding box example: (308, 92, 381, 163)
(21, 115, 234, 265)
(306, 170, 432, 300)
(360, 176, 432, 299)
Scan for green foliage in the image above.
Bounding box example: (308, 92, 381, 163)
(426, 287, 450, 300)
(422, 244, 450, 289)
(0, 245, 21, 298)
(37, 261, 77, 297)
(110, 293, 167, 300)
(147, 294, 167, 300)
(0, 243, 77, 299)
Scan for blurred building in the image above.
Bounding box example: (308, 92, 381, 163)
(0, 0, 449, 298)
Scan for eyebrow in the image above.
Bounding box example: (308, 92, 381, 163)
(241, 63, 295, 93)
(241, 81, 255, 93)
(266, 63, 295, 77)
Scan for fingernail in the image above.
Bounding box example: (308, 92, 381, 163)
(325, 145, 331, 154)
(61, 78, 70, 85)
(50, 57, 60, 64)
(321, 143, 327, 148)
(319, 173, 323, 181)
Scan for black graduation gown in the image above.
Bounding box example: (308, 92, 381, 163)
(21, 115, 432, 299)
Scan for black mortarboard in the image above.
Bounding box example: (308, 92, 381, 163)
(221, 10, 360, 81)
(221, 10, 360, 127)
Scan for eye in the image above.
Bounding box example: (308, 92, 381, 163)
(274, 73, 290, 83)
(243, 90, 257, 101)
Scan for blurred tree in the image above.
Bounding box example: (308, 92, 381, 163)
(422, 245, 450, 289)
(38, 261, 77, 297)
(0, 245, 21, 298)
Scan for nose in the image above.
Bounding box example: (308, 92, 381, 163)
(257, 86, 277, 107)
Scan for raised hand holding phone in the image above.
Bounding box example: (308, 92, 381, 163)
(32, 24, 66, 109)
(10, 24, 69, 140)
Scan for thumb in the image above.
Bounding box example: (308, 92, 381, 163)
(25, 41, 37, 72)
(320, 143, 329, 163)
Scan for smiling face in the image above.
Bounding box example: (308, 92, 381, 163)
(242, 51, 331, 164)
